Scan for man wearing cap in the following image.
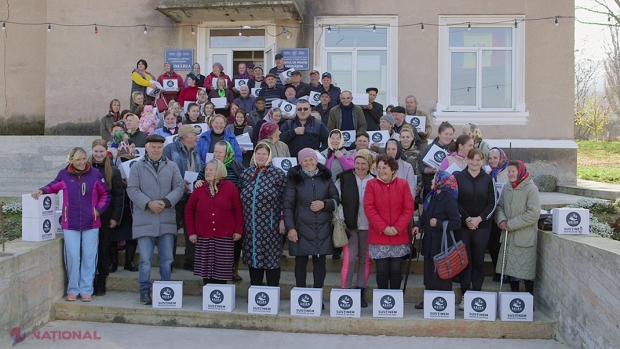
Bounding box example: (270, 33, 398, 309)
(309, 70, 322, 91)
(363, 87, 384, 131)
(392, 106, 422, 150)
(280, 99, 330, 157)
(317, 72, 341, 108)
(257, 73, 284, 110)
(290, 70, 312, 99)
(248, 66, 266, 90)
(163, 125, 203, 272)
(247, 63, 255, 78)
(327, 91, 367, 134)
(313, 91, 332, 126)
(127, 134, 185, 305)
(248, 96, 267, 126)
(269, 53, 291, 88)
(405, 95, 431, 148)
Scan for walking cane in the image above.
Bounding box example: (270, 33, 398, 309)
(499, 229, 509, 291)
(402, 232, 417, 294)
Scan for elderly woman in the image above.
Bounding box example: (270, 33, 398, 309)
(411, 170, 461, 309)
(239, 143, 287, 286)
(205, 62, 232, 92)
(419, 121, 455, 198)
(454, 149, 496, 310)
(321, 129, 355, 182)
(257, 121, 290, 158)
(185, 159, 243, 285)
(124, 113, 147, 147)
(88, 140, 123, 296)
(100, 99, 121, 142)
(400, 125, 423, 200)
(185, 63, 205, 88)
(208, 77, 235, 117)
(335, 149, 375, 307)
(131, 59, 156, 105)
(130, 91, 144, 113)
(487, 147, 509, 281)
(364, 154, 414, 290)
(370, 114, 399, 153)
(284, 148, 339, 292)
(32, 147, 111, 301)
(196, 114, 243, 163)
(440, 134, 474, 172)
(157, 61, 184, 104)
(252, 107, 282, 144)
(196, 88, 209, 114)
(385, 139, 417, 199)
(496, 160, 540, 295)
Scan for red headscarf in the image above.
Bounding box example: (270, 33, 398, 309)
(109, 99, 121, 122)
(511, 160, 530, 189)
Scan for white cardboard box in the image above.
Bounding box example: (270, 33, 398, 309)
(552, 208, 590, 235)
(119, 157, 141, 180)
(424, 290, 455, 320)
(464, 291, 497, 321)
(330, 289, 361, 318)
(352, 93, 369, 106)
(248, 286, 280, 315)
(22, 194, 56, 218)
(55, 210, 63, 234)
(272, 157, 297, 173)
(422, 144, 448, 169)
(367, 130, 390, 149)
(251, 88, 262, 97)
(290, 287, 323, 317)
(341, 130, 355, 147)
(373, 289, 404, 318)
(22, 216, 56, 242)
(202, 284, 235, 312)
(153, 281, 183, 309)
(309, 91, 321, 105)
(405, 115, 426, 133)
(498, 292, 533, 322)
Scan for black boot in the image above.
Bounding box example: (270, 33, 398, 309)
(358, 287, 368, 308)
(94, 275, 107, 296)
(109, 244, 118, 273)
(124, 243, 139, 272)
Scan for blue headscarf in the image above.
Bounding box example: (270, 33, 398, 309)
(489, 147, 508, 180)
(423, 170, 458, 212)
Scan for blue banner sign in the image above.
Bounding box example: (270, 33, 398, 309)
(280, 48, 310, 70)
(164, 49, 195, 71)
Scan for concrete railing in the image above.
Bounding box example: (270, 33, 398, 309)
(0, 237, 65, 347)
(536, 230, 620, 349)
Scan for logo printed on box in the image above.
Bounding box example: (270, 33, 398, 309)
(255, 292, 269, 306)
(343, 132, 350, 142)
(160, 287, 174, 301)
(313, 93, 320, 101)
(194, 125, 203, 134)
(409, 117, 420, 127)
(434, 151, 446, 163)
(281, 159, 293, 171)
(566, 212, 581, 227)
(238, 80, 246, 85)
(380, 295, 395, 310)
(283, 104, 293, 113)
(298, 294, 313, 308)
(372, 133, 383, 142)
(432, 297, 447, 311)
(210, 290, 224, 304)
(471, 297, 487, 312)
(166, 80, 174, 88)
(42, 219, 52, 234)
(510, 298, 525, 313)
(338, 295, 353, 310)
(43, 197, 52, 211)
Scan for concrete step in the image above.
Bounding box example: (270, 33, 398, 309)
(106, 268, 514, 303)
(556, 179, 620, 201)
(538, 192, 592, 210)
(53, 291, 556, 339)
(117, 246, 498, 276)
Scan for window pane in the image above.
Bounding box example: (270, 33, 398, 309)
(356, 50, 387, 106)
(212, 54, 228, 73)
(481, 51, 512, 108)
(210, 29, 265, 48)
(449, 27, 512, 47)
(327, 52, 352, 92)
(450, 52, 477, 106)
(325, 27, 387, 47)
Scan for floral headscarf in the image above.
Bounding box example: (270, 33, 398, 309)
(423, 170, 458, 212)
(510, 160, 530, 189)
(221, 141, 236, 166)
(205, 159, 228, 197)
(355, 149, 376, 173)
(489, 147, 508, 180)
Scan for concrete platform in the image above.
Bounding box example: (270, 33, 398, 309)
(557, 179, 620, 201)
(53, 292, 557, 340)
(14, 320, 569, 349)
(538, 192, 590, 210)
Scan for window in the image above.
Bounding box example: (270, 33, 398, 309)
(314, 17, 398, 107)
(435, 16, 528, 125)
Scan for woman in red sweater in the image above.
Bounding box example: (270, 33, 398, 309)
(185, 158, 243, 285)
(178, 75, 201, 108)
(364, 154, 414, 289)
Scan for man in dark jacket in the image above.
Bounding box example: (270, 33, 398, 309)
(313, 91, 332, 126)
(280, 99, 329, 157)
(268, 53, 291, 88)
(257, 73, 284, 110)
(363, 87, 384, 131)
(317, 72, 341, 108)
(290, 70, 312, 98)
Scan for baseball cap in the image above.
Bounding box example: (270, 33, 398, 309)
(178, 124, 200, 138)
(266, 73, 277, 78)
(275, 53, 284, 59)
(310, 70, 320, 76)
(321, 72, 332, 79)
(291, 70, 302, 76)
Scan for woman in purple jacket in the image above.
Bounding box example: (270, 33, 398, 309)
(32, 147, 111, 302)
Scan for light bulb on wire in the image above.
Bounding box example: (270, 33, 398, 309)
(238, 28, 242, 36)
(47, 23, 51, 32)
(191, 25, 195, 35)
(555, 16, 559, 26)
(143, 25, 147, 34)
(2, 22, 5, 31)
(327, 25, 331, 33)
(514, 19, 518, 29)
(467, 22, 471, 31)
(372, 24, 376, 33)
(421, 23, 425, 31)
(94, 24, 98, 34)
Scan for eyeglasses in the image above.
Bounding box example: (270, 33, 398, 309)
(297, 107, 310, 111)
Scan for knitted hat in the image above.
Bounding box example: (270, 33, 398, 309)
(259, 122, 279, 141)
(297, 148, 318, 163)
(380, 114, 395, 126)
(213, 62, 224, 72)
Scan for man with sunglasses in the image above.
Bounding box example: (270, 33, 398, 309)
(280, 99, 329, 157)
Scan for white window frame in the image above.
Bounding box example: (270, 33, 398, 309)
(314, 16, 398, 106)
(434, 15, 528, 125)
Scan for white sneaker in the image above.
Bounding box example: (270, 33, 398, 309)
(458, 297, 465, 310)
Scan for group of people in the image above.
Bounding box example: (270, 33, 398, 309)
(37, 56, 541, 308)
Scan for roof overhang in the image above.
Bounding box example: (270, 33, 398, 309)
(157, 0, 303, 23)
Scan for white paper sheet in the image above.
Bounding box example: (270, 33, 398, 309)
(279, 101, 296, 115)
(352, 93, 369, 106)
(422, 144, 448, 169)
(309, 91, 321, 106)
(251, 88, 262, 96)
(163, 79, 178, 91)
(211, 98, 227, 109)
(405, 115, 426, 133)
(367, 130, 390, 148)
(341, 130, 356, 147)
(235, 79, 249, 89)
(444, 162, 463, 174)
(272, 157, 297, 172)
(279, 68, 295, 85)
(184, 171, 199, 193)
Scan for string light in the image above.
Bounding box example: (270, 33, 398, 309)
(282, 27, 287, 34)
(555, 16, 559, 26)
(467, 22, 471, 31)
(94, 24, 98, 34)
(2, 22, 5, 31)
(143, 25, 147, 34)
(47, 23, 51, 32)
(327, 25, 331, 33)
(238, 27, 242, 36)
(421, 23, 425, 31)
(372, 24, 376, 32)
(514, 19, 518, 28)
(191, 25, 194, 35)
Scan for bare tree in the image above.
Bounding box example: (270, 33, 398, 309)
(575, 54, 601, 138)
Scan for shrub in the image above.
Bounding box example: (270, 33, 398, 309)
(1, 201, 21, 214)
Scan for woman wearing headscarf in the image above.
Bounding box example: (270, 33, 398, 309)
(335, 149, 375, 307)
(208, 77, 235, 117)
(487, 147, 509, 281)
(185, 159, 243, 285)
(251, 107, 283, 145)
(31, 147, 111, 302)
(496, 160, 540, 295)
(364, 154, 414, 290)
(239, 143, 287, 286)
(411, 170, 461, 309)
(100, 99, 121, 142)
(185, 62, 205, 88)
(321, 129, 355, 183)
(131, 59, 156, 105)
(284, 148, 339, 294)
(463, 123, 491, 164)
(88, 139, 123, 296)
(256, 121, 290, 158)
(385, 139, 417, 199)
(157, 61, 184, 104)
(205, 62, 232, 92)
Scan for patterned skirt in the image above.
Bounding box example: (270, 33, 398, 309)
(194, 236, 234, 280)
(369, 244, 410, 259)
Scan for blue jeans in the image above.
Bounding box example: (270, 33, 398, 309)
(137, 234, 174, 294)
(63, 228, 99, 295)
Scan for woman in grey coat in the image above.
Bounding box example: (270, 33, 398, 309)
(496, 160, 540, 294)
(284, 148, 339, 290)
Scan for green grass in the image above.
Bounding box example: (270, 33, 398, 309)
(577, 141, 620, 184)
(0, 213, 21, 243)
